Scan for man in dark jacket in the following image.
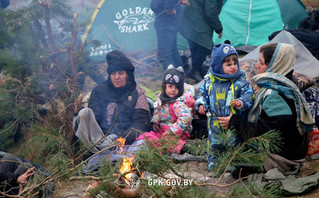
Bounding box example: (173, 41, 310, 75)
(180, 0, 223, 82)
(73, 50, 150, 153)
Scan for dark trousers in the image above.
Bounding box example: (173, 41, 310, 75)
(154, 7, 183, 69)
(187, 39, 211, 75)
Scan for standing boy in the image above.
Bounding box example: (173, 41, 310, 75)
(196, 41, 254, 169)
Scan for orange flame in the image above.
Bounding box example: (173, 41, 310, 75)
(114, 137, 126, 153)
(119, 155, 135, 185)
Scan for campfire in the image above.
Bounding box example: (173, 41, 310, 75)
(114, 137, 126, 153)
(114, 137, 137, 185)
(85, 137, 142, 198)
(119, 154, 136, 185)
(113, 137, 141, 197)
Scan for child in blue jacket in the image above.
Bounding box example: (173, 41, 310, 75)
(196, 41, 254, 170)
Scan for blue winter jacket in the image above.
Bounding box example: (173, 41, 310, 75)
(196, 70, 254, 135)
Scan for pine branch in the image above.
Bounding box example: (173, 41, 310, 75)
(18, 72, 46, 124)
(0, 191, 23, 198)
(194, 175, 250, 188)
(69, 176, 113, 181)
(0, 119, 19, 134)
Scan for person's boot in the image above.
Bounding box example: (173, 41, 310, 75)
(188, 70, 203, 83)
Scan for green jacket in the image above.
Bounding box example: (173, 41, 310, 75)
(180, 0, 223, 50)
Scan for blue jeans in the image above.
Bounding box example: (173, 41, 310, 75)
(154, 7, 183, 69)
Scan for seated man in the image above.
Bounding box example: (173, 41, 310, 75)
(73, 50, 150, 153)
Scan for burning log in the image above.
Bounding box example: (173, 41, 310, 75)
(85, 180, 139, 198)
(85, 138, 142, 198)
(115, 137, 126, 153)
(118, 155, 135, 185)
(84, 171, 140, 198)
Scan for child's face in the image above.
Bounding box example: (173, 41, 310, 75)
(165, 84, 179, 98)
(222, 60, 238, 75)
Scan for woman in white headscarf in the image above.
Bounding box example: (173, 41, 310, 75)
(218, 43, 314, 172)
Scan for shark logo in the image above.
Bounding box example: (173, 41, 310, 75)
(114, 7, 154, 33)
(114, 12, 154, 29)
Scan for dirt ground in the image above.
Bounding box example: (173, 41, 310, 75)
(50, 161, 232, 197)
(50, 159, 319, 198)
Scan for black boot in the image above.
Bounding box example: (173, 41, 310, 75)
(181, 143, 192, 154)
(188, 70, 203, 83)
(231, 164, 264, 179)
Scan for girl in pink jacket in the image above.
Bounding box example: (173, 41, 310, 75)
(137, 65, 195, 154)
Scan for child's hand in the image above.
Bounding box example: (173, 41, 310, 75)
(161, 131, 170, 138)
(198, 105, 206, 114)
(166, 9, 176, 15)
(230, 99, 242, 109)
(152, 123, 160, 132)
(182, 0, 190, 6)
(218, 110, 233, 129)
(218, 32, 223, 38)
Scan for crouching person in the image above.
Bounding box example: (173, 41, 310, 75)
(73, 50, 150, 153)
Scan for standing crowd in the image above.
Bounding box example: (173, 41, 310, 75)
(152, 0, 224, 83)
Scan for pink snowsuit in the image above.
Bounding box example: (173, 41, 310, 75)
(137, 83, 195, 154)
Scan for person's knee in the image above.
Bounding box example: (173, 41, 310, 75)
(77, 107, 92, 119)
(73, 108, 93, 132)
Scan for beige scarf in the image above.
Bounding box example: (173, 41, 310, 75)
(266, 43, 295, 76)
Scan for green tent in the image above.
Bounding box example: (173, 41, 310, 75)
(82, 0, 157, 63)
(82, 0, 188, 63)
(277, 0, 308, 29)
(213, 0, 308, 47)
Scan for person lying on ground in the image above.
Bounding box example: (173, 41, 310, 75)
(0, 153, 35, 195)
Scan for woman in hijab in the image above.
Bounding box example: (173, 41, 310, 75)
(218, 43, 314, 172)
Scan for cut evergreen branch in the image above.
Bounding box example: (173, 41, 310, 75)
(208, 129, 282, 178)
(184, 138, 207, 156)
(230, 181, 281, 198)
